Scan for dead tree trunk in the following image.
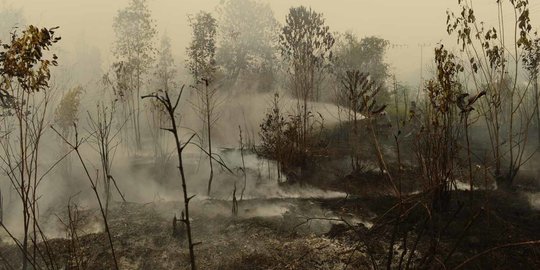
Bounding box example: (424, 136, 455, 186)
(239, 126, 247, 201)
(142, 86, 198, 270)
(206, 85, 214, 196)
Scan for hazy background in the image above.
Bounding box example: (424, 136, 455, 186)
(6, 0, 540, 89)
(0, 1, 539, 261)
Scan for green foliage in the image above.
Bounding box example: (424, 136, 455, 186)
(259, 93, 327, 180)
(259, 93, 286, 160)
(113, 0, 156, 72)
(155, 34, 175, 91)
(216, 0, 279, 87)
(186, 11, 218, 83)
(445, 0, 537, 184)
(279, 6, 334, 67)
(415, 45, 477, 211)
(334, 34, 389, 83)
(0, 25, 60, 270)
(340, 70, 385, 115)
(0, 25, 60, 109)
(151, 34, 175, 125)
(279, 6, 334, 101)
(112, 0, 157, 150)
(522, 35, 540, 77)
(333, 34, 390, 105)
(54, 86, 83, 134)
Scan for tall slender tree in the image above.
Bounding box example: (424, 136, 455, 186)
(54, 85, 83, 177)
(279, 6, 334, 149)
(149, 33, 176, 163)
(186, 11, 218, 83)
(186, 11, 220, 196)
(113, 0, 157, 151)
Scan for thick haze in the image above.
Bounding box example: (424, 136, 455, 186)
(1, 2, 540, 268)
(6, 0, 540, 87)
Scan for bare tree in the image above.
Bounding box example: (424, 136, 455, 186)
(457, 90, 486, 195)
(238, 126, 247, 201)
(191, 79, 222, 196)
(51, 125, 119, 270)
(87, 102, 126, 218)
(142, 87, 199, 270)
(55, 195, 87, 269)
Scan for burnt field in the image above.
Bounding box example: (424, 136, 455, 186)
(2, 0, 540, 269)
(2, 144, 540, 269)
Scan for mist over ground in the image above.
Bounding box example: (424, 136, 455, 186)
(0, 0, 540, 269)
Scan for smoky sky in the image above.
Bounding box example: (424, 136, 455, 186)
(4, 0, 540, 86)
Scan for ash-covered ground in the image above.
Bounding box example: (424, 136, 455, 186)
(1, 195, 378, 269)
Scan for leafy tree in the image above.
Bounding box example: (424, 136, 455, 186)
(54, 85, 83, 177)
(216, 0, 279, 91)
(187, 11, 221, 195)
(339, 71, 385, 172)
(112, 0, 157, 150)
(0, 25, 60, 270)
(186, 11, 218, 84)
(259, 91, 326, 183)
(149, 33, 176, 164)
(416, 46, 464, 211)
(446, 0, 536, 187)
(154, 34, 176, 92)
(334, 33, 389, 92)
(279, 6, 334, 148)
(54, 86, 83, 137)
(259, 93, 286, 183)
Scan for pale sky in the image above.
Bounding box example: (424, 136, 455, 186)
(5, 0, 540, 86)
